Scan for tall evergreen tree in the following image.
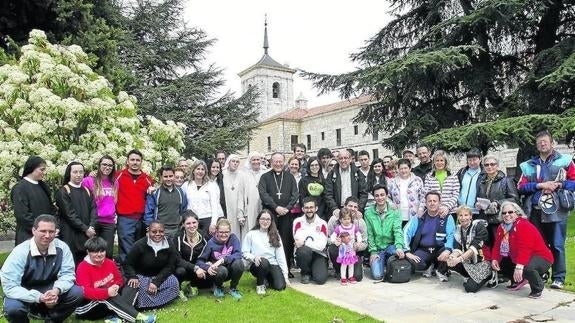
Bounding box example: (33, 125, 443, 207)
(303, 0, 575, 157)
(118, 0, 259, 159)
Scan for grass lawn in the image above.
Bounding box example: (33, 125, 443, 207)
(564, 214, 575, 292)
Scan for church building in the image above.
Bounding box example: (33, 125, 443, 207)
(239, 20, 389, 160)
(238, 20, 570, 174)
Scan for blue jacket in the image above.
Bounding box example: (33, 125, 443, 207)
(0, 238, 76, 303)
(144, 186, 188, 226)
(518, 150, 575, 222)
(403, 212, 455, 252)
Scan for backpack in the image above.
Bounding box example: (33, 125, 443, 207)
(557, 189, 575, 211)
(384, 255, 413, 283)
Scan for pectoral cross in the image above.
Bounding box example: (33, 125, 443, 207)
(276, 192, 282, 199)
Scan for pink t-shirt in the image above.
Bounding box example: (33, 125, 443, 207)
(82, 176, 116, 224)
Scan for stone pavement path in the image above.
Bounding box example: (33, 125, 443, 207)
(290, 270, 575, 323)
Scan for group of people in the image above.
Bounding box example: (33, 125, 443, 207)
(2, 131, 574, 322)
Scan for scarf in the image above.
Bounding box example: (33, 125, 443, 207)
(499, 223, 513, 257)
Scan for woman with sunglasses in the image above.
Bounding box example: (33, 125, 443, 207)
(475, 155, 519, 247)
(82, 155, 117, 258)
(242, 209, 289, 295)
(490, 202, 553, 299)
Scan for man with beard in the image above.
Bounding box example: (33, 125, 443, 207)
(293, 198, 329, 284)
(115, 149, 154, 262)
(258, 152, 299, 277)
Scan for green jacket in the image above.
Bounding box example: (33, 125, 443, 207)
(364, 202, 404, 255)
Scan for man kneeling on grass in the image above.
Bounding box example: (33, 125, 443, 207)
(1, 214, 83, 323)
(293, 197, 329, 284)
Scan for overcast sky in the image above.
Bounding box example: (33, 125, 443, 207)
(184, 0, 393, 107)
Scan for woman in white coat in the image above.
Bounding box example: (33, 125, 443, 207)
(243, 152, 268, 240)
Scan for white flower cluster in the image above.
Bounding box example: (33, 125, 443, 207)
(0, 29, 185, 206)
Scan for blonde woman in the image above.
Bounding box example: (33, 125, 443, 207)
(183, 160, 222, 237)
(419, 150, 460, 217)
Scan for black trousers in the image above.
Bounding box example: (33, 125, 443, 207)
(274, 212, 295, 269)
(499, 256, 551, 293)
(449, 262, 490, 293)
(295, 246, 328, 284)
(210, 259, 244, 289)
(96, 222, 116, 259)
(412, 246, 448, 274)
(327, 244, 363, 281)
(249, 258, 286, 290)
(198, 218, 212, 240)
(75, 286, 139, 322)
(174, 260, 212, 289)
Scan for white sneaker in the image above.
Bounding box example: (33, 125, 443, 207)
(436, 269, 449, 282)
(422, 264, 434, 278)
(256, 285, 266, 295)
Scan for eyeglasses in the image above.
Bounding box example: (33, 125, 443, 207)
(329, 163, 337, 167)
(502, 210, 515, 215)
(101, 163, 114, 168)
(484, 163, 497, 167)
(259, 218, 272, 222)
(217, 231, 230, 235)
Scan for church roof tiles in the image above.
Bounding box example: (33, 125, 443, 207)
(261, 95, 374, 123)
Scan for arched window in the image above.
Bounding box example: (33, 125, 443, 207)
(272, 82, 280, 98)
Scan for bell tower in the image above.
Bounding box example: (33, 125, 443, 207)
(238, 17, 296, 121)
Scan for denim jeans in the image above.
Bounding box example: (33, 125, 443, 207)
(117, 216, 140, 263)
(548, 219, 567, 282)
(4, 285, 83, 323)
(531, 210, 567, 282)
(370, 245, 397, 280)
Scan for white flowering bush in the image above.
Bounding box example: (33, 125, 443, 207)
(0, 30, 186, 232)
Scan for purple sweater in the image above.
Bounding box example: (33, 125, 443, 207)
(196, 234, 242, 270)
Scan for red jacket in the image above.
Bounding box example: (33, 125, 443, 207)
(115, 169, 153, 218)
(491, 218, 553, 266)
(76, 258, 124, 300)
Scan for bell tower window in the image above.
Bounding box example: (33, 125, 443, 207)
(272, 82, 280, 98)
